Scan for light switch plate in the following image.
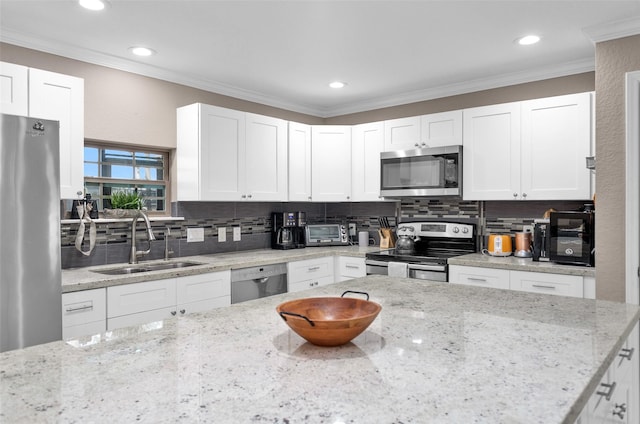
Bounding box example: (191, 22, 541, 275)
(186, 227, 204, 243)
(233, 227, 241, 241)
(218, 227, 226, 242)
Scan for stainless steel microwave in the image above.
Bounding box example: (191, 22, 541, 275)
(380, 145, 462, 197)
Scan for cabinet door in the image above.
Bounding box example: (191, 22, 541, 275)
(0, 61, 28, 116)
(448, 265, 510, 289)
(28, 68, 84, 199)
(509, 270, 583, 298)
(311, 126, 352, 202)
(288, 256, 334, 284)
(107, 279, 177, 318)
(62, 288, 106, 339)
(352, 122, 384, 201)
(199, 104, 246, 200)
(521, 93, 592, 200)
(463, 102, 521, 200)
(176, 271, 230, 308)
(245, 113, 287, 201)
(383, 116, 420, 151)
(288, 121, 312, 201)
(420, 110, 463, 148)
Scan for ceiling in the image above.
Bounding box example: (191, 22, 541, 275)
(2, 1, 640, 117)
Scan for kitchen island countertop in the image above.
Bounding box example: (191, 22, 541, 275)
(2, 275, 638, 423)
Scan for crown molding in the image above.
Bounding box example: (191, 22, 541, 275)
(583, 16, 640, 43)
(1, 28, 596, 118)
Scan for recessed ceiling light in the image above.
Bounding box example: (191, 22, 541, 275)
(516, 35, 541, 46)
(329, 81, 347, 89)
(129, 46, 156, 57)
(79, 0, 106, 11)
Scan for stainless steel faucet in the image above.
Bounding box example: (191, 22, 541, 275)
(164, 226, 174, 260)
(129, 209, 156, 264)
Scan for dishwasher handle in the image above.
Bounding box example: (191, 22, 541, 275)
(253, 277, 269, 284)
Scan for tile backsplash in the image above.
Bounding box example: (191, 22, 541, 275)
(61, 198, 590, 269)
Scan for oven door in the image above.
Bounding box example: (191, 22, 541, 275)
(365, 259, 390, 276)
(408, 263, 447, 282)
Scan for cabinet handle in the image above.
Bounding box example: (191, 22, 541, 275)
(308, 196, 312, 200)
(613, 403, 626, 419)
(346, 196, 350, 200)
(596, 382, 616, 401)
(522, 193, 527, 198)
(241, 194, 247, 199)
(513, 193, 518, 198)
(468, 277, 487, 282)
(180, 309, 186, 315)
(532, 284, 556, 290)
(65, 304, 93, 313)
(414, 143, 420, 147)
(346, 264, 360, 269)
(619, 347, 634, 360)
(247, 194, 252, 199)
(308, 266, 320, 271)
(171, 311, 177, 316)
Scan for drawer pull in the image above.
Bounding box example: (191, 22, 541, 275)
(532, 284, 556, 290)
(468, 277, 487, 282)
(345, 265, 360, 269)
(308, 266, 321, 271)
(65, 304, 93, 313)
(619, 347, 634, 360)
(597, 382, 616, 401)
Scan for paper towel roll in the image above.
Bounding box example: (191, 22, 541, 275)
(358, 231, 369, 246)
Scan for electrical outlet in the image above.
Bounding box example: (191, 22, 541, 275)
(186, 227, 204, 243)
(233, 226, 241, 241)
(523, 225, 534, 233)
(348, 222, 357, 237)
(218, 227, 226, 242)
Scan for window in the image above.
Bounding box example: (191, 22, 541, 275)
(84, 143, 169, 214)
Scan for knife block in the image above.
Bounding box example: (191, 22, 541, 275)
(379, 229, 395, 249)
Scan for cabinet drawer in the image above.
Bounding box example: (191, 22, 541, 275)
(107, 279, 177, 318)
(509, 271, 583, 298)
(176, 271, 230, 305)
(448, 265, 510, 290)
(336, 256, 366, 279)
(288, 257, 334, 283)
(63, 321, 106, 340)
(62, 288, 106, 328)
(289, 275, 334, 293)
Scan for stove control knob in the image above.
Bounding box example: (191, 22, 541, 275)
(452, 227, 459, 233)
(462, 227, 469, 234)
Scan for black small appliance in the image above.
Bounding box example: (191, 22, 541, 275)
(532, 218, 550, 262)
(272, 212, 306, 250)
(549, 210, 595, 267)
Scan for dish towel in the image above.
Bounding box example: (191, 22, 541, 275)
(388, 262, 408, 278)
(75, 202, 96, 256)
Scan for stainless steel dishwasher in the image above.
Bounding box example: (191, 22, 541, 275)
(230, 263, 288, 304)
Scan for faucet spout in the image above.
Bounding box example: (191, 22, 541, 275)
(130, 209, 155, 264)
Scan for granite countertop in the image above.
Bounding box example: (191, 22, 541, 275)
(62, 246, 380, 293)
(2, 276, 638, 423)
(449, 253, 596, 277)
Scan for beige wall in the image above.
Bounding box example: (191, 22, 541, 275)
(594, 34, 640, 302)
(0, 43, 324, 149)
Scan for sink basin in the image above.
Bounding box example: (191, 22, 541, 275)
(93, 261, 204, 275)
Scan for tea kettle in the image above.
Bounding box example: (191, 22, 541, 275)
(395, 226, 418, 253)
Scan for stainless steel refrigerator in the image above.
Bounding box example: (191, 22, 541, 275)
(0, 114, 62, 352)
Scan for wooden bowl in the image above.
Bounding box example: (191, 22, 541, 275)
(276, 291, 382, 347)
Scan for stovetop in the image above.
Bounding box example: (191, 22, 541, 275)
(365, 248, 463, 265)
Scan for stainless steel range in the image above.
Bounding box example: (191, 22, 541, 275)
(365, 221, 477, 282)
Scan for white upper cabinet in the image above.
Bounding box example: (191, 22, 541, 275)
(463, 102, 521, 200)
(288, 121, 312, 201)
(420, 110, 463, 147)
(520, 92, 592, 200)
(0, 62, 28, 116)
(311, 125, 352, 202)
(1, 62, 84, 199)
(383, 116, 420, 151)
(463, 93, 593, 201)
(352, 121, 384, 201)
(176, 103, 287, 201)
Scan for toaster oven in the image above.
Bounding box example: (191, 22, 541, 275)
(305, 224, 349, 246)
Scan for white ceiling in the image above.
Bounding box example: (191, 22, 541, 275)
(2, 1, 640, 117)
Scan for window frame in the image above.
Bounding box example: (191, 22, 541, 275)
(83, 140, 171, 217)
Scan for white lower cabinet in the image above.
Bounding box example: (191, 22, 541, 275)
(448, 266, 510, 290)
(335, 256, 366, 282)
(287, 256, 335, 293)
(62, 288, 106, 339)
(449, 265, 590, 298)
(577, 321, 639, 424)
(107, 271, 231, 331)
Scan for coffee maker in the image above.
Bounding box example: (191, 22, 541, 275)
(272, 212, 306, 249)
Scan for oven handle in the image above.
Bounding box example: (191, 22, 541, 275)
(407, 263, 446, 272)
(365, 259, 389, 267)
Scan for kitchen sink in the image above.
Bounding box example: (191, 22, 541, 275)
(92, 261, 204, 275)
